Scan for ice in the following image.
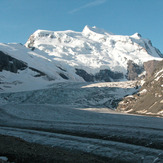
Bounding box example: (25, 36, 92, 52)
(0, 26, 163, 162)
(25, 25, 162, 75)
(0, 102, 163, 162)
(0, 81, 163, 162)
(0, 156, 8, 161)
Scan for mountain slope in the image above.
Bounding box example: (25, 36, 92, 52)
(25, 25, 162, 81)
(117, 60, 163, 117)
(0, 43, 83, 92)
(0, 26, 162, 92)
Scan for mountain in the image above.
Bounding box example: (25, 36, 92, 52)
(0, 43, 83, 92)
(0, 26, 162, 92)
(1, 26, 163, 163)
(25, 25, 162, 81)
(117, 60, 163, 117)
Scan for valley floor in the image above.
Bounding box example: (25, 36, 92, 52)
(0, 104, 163, 163)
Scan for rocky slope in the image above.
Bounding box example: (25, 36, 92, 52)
(117, 60, 163, 117)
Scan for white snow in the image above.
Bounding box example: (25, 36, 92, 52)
(81, 80, 137, 88)
(155, 74, 163, 81)
(0, 43, 83, 82)
(25, 25, 162, 75)
(0, 69, 56, 93)
(0, 156, 8, 161)
(155, 68, 163, 81)
(0, 26, 162, 92)
(136, 109, 148, 114)
(139, 89, 147, 95)
(155, 69, 163, 77)
(0, 43, 85, 92)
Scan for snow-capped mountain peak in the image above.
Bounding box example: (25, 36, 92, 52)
(82, 25, 112, 36)
(25, 26, 162, 74)
(0, 26, 162, 92)
(131, 32, 142, 38)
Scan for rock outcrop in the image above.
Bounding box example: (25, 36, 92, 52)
(117, 60, 163, 117)
(126, 60, 144, 80)
(0, 51, 27, 73)
(76, 68, 124, 82)
(144, 60, 161, 78)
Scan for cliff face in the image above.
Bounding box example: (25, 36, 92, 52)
(0, 51, 27, 73)
(117, 60, 163, 117)
(144, 60, 162, 78)
(126, 60, 144, 80)
(75, 68, 124, 82)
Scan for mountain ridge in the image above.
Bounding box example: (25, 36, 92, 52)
(26, 25, 162, 71)
(0, 26, 162, 92)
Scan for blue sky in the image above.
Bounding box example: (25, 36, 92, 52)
(0, 0, 163, 53)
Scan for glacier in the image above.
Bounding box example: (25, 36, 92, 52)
(0, 26, 163, 162)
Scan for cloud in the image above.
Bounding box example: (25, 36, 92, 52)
(69, 0, 106, 14)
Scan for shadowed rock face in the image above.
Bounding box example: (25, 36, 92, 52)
(59, 73, 69, 80)
(75, 69, 94, 82)
(126, 60, 144, 80)
(75, 68, 124, 82)
(76, 60, 144, 82)
(0, 51, 27, 73)
(95, 69, 124, 82)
